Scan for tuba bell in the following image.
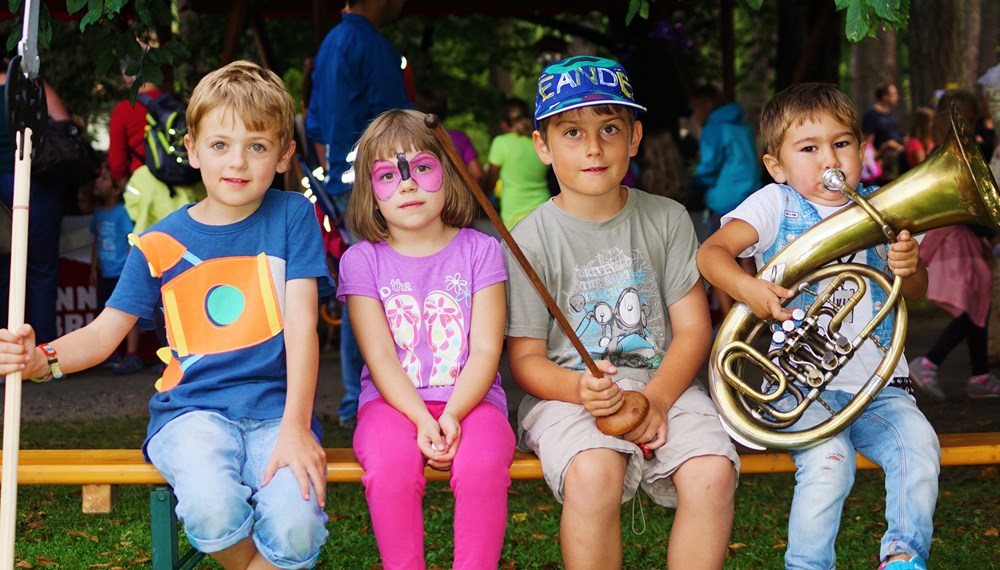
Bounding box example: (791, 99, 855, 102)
(708, 105, 1000, 450)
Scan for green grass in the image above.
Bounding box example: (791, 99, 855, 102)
(10, 417, 1000, 569)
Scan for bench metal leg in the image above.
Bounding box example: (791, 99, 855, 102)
(150, 486, 178, 570)
(150, 486, 206, 570)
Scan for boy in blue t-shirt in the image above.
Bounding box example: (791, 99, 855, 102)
(89, 162, 142, 374)
(0, 61, 333, 568)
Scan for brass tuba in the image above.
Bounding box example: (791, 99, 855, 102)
(708, 105, 1000, 450)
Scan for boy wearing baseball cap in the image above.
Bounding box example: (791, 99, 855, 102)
(504, 55, 739, 568)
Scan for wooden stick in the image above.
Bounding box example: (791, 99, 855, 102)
(1, 126, 33, 566)
(423, 114, 602, 378)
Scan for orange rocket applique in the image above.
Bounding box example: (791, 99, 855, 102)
(129, 232, 284, 392)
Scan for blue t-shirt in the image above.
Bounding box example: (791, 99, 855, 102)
(305, 13, 412, 195)
(90, 202, 134, 279)
(108, 189, 335, 455)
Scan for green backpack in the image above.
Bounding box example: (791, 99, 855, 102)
(136, 92, 200, 186)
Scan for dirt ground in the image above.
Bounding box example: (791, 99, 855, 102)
(2, 307, 999, 436)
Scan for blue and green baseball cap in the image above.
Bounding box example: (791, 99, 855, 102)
(534, 55, 646, 127)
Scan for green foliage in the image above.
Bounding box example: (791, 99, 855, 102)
(6, 0, 187, 103)
(626, 0, 650, 25)
(722, 0, 912, 42)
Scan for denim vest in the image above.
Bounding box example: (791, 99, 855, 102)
(761, 183, 894, 345)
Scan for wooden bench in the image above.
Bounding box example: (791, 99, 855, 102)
(3, 432, 999, 569)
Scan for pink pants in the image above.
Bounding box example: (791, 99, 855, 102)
(353, 398, 515, 570)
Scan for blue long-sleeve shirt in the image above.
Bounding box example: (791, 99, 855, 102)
(306, 14, 412, 195)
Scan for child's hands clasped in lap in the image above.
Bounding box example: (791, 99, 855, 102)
(423, 412, 461, 470)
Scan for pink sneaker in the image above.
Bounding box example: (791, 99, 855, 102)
(908, 357, 946, 402)
(967, 374, 1000, 398)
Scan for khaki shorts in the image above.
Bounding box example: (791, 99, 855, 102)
(519, 380, 740, 508)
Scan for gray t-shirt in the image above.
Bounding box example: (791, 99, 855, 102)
(505, 188, 702, 418)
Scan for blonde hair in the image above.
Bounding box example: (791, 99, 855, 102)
(759, 83, 861, 157)
(186, 60, 295, 152)
(347, 109, 478, 242)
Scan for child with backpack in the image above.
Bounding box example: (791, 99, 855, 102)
(108, 59, 160, 191)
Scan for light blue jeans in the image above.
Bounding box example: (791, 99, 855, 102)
(147, 411, 328, 568)
(783, 387, 940, 569)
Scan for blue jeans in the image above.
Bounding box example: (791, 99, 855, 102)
(147, 411, 328, 568)
(0, 173, 64, 342)
(331, 190, 362, 422)
(783, 387, 940, 569)
(338, 302, 363, 421)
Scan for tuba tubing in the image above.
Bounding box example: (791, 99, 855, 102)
(709, 105, 1000, 450)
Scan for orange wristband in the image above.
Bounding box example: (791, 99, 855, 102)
(30, 343, 64, 383)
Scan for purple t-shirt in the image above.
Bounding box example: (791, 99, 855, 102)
(448, 129, 479, 166)
(337, 227, 508, 415)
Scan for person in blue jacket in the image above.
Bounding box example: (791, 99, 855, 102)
(306, 0, 412, 430)
(690, 84, 760, 226)
(689, 84, 760, 315)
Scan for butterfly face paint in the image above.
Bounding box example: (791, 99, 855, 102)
(371, 152, 444, 201)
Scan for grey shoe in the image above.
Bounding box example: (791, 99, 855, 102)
(908, 357, 946, 402)
(967, 374, 1000, 398)
(112, 354, 144, 376)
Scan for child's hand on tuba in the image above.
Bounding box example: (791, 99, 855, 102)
(887, 230, 919, 278)
(742, 276, 796, 321)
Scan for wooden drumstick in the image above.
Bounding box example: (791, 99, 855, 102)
(423, 114, 653, 458)
(1, 127, 34, 566)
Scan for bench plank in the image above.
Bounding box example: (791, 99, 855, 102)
(2, 432, 998, 486)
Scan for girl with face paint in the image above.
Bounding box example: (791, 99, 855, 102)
(337, 109, 515, 569)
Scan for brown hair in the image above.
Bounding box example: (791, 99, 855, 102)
(501, 98, 534, 137)
(536, 104, 636, 144)
(347, 109, 478, 242)
(909, 106, 935, 142)
(759, 82, 861, 157)
(186, 60, 295, 153)
(933, 89, 980, 146)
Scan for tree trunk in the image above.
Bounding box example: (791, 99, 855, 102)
(850, 30, 899, 116)
(966, 0, 981, 92)
(977, 0, 999, 78)
(908, 0, 969, 107)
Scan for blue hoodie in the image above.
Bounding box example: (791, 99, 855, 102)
(690, 102, 760, 215)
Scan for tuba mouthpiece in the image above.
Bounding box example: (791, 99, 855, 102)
(821, 168, 847, 193)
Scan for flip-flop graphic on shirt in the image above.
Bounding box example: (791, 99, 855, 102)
(385, 294, 422, 387)
(424, 291, 465, 386)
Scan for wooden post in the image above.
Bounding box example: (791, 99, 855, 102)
(1, 127, 33, 568)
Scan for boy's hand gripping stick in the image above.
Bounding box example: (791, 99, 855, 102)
(424, 114, 654, 460)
